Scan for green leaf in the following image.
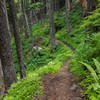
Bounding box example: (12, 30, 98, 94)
(93, 58, 100, 73)
(80, 62, 99, 82)
(93, 83, 100, 91)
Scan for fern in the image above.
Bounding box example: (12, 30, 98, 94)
(93, 58, 100, 74)
(80, 62, 99, 82)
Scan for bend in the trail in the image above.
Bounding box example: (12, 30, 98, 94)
(36, 41, 83, 100)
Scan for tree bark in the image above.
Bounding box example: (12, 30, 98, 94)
(29, 10, 35, 46)
(21, 0, 35, 45)
(9, 0, 26, 79)
(54, 0, 60, 11)
(0, 59, 5, 96)
(49, 0, 56, 49)
(87, 0, 97, 12)
(20, 0, 29, 39)
(43, 0, 47, 14)
(65, 0, 71, 33)
(0, 0, 17, 89)
(69, 0, 73, 10)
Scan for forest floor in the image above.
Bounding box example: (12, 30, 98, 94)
(36, 42, 83, 100)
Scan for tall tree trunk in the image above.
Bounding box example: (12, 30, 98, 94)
(46, 0, 50, 18)
(24, 24, 29, 39)
(21, 0, 29, 39)
(21, 0, 35, 44)
(49, 0, 56, 49)
(9, 0, 26, 79)
(0, 59, 5, 96)
(29, 11, 35, 46)
(54, 0, 57, 11)
(69, 0, 73, 10)
(43, 0, 47, 14)
(80, 0, 87, 17)
(59, 0, 65, 9)
(65, 0, 71, 33)
(87, 0, 97, 12)
(0, 0, 17, 89)
(55, 0, 60, 11)
(81, 7, 87, 17)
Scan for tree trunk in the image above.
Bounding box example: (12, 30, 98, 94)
(69, 0, 73, 10)
(43, 0, 47, 14)
(80, 0, 87, 17)
(49, 0, 56, 49)
(59, 0, 65, 9)
(29, 11, 35, 46)
(54, 0, 60, 11)
(21, 0, 35, 45)
(81, 7, 87, 17)
(24, 24, 29, 39)
(9, 0, 26, 79)
(65, 0, 71, 33)
(0, 0, 17, 89)
(0, 60, 5, 96)
(21, 0, 29, 39)
(87, 0, 97, 12)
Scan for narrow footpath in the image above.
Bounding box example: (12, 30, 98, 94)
(36, 42, 83, 100)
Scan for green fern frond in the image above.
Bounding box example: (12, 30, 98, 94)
(80, 62, 99, 82)
(93, 58, 100, 74)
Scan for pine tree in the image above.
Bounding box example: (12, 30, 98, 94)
(9, 0, 26, 79)
(0, 0, 17, 89)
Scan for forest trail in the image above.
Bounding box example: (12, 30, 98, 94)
(36, 42, 83, 100)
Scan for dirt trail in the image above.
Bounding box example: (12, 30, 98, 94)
(36, 42, 83, 100)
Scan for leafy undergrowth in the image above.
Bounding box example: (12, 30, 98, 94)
(3, 3, 100, 100)
(55, 5, 85, 49)
(69, 5, 100, 100)
(2, 8, 73, 99)
(54, 4, 100, 100)
(24, 4, 100, 100)
(3, 42, 72, 100)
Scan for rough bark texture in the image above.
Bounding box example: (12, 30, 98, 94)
(0, 0, 17, 89)
(21, 0, 35, 44)
(49, 0, 56, 49)
(0, 60, 5, 96)
(65, 0, 71, 33)
(9, 0, 26, 79)
(21, 0, 29, 39)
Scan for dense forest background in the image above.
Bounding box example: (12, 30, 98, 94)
(0, 0, 100, 100)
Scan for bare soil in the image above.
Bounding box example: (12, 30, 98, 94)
(36, 43, 83, 100)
